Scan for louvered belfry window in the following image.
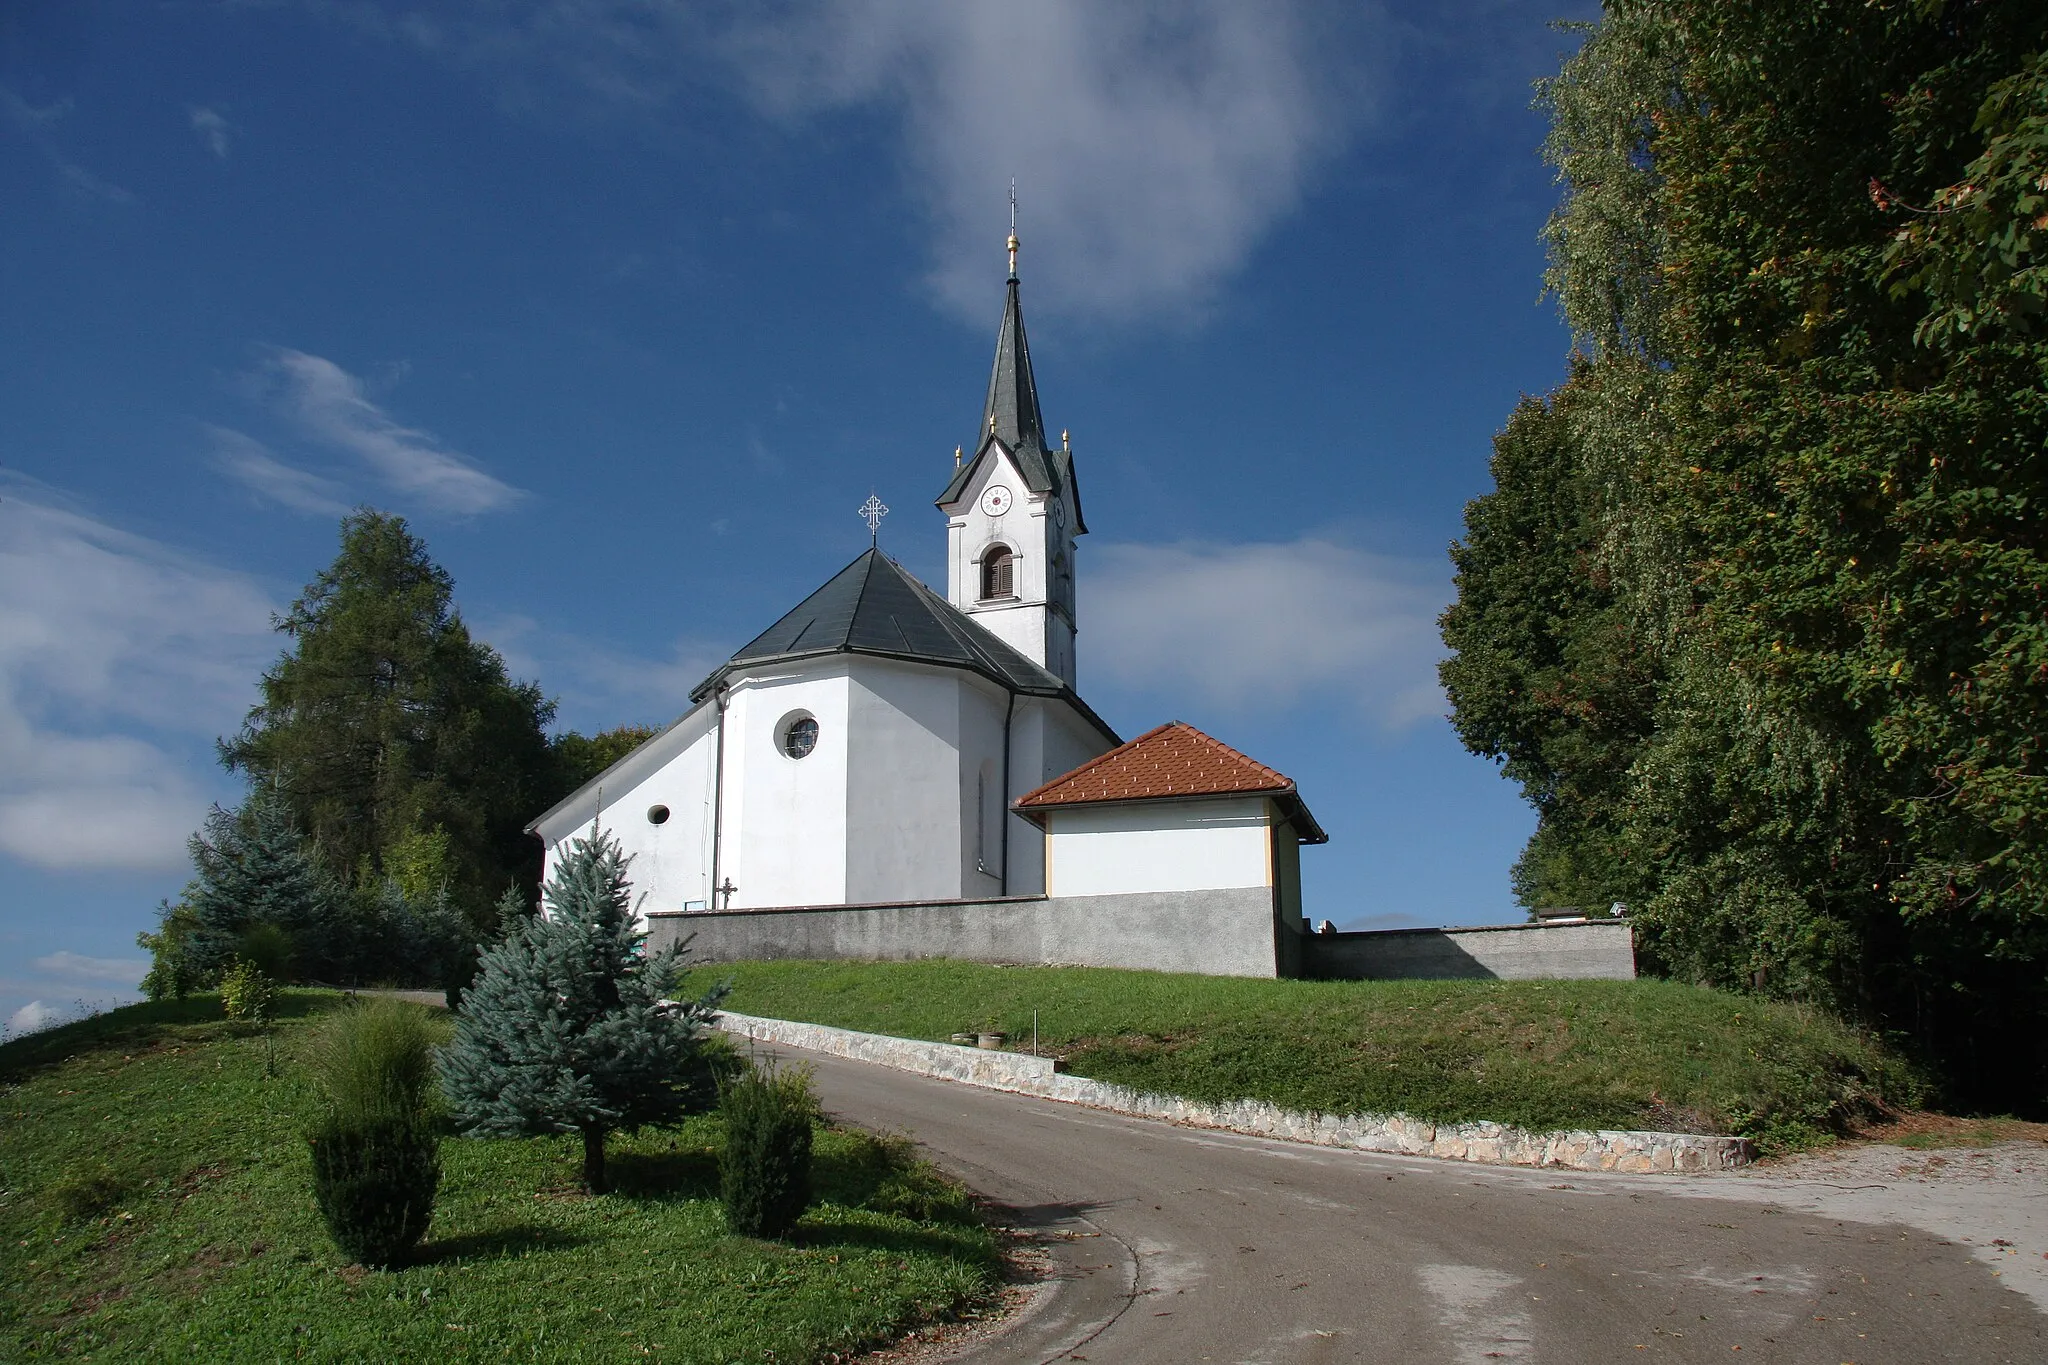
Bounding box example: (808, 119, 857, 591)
(981, 546, 1014, 599)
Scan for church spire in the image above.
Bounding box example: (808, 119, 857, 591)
(982, 210, 1047, 454)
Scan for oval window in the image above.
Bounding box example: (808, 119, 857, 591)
(647, 804, 671, 825)
(782, 715, 819, 759)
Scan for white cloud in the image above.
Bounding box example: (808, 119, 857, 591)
(34, 951, 149, 985)
(207, 425, 351, 516)
(0, 483, 278, 870)
(722, 0, 1374, 320)
(6, 1000, 60, 1037)
(312, 1, 1376, 323)
(1084, 537, 1446, 728)
(189, 105, 233, 159)
(260, 348, 524, 515)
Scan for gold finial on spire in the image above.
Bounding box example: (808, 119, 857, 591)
(989, 411, 997, 434)
(954, 445, 963, 468)
(1007, 178, 1019, 278)
(1061, 429, 1070, 452)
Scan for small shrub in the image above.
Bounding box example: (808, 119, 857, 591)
(303, 997, 445, 1266)
(302, 997, 445, 1129)
(307, 1120, 439, 1267)
(720, 1061, 818, 1238)
(219, 959, 275, 1024)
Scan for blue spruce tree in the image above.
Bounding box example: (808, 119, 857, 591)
(439, 826, 726, 1192)
(180, 786, 341, 980)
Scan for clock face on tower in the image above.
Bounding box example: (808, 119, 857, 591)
(979, 484, 1013, 516)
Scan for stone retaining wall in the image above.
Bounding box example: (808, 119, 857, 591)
(1301, 919, 1636, 981)
(716, 1010, 1754, 1174)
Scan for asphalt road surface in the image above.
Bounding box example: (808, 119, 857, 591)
(783, 1047, 2044, 1365)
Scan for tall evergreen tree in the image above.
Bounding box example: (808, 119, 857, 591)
(439, 827, 727, 1192)
(221, 509, 555, 924)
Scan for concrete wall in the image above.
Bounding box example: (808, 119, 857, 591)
(648, 885, 1287, 978)
(1302, 920, 1636, 981)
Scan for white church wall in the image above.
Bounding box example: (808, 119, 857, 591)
(723, 663, 851, 909)
(603, 714, 717, 919)
(537, 705, 719, 924)
(1045, 795, 1274, 899)
(842, 659, 996, 903)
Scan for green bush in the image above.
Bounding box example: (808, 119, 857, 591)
(306, 1120, 439, 1267)
(235, 923, 296, 981)
(219, 958, 276, 1023)
(302, 997, 445, 1266)
(719, 1061, 817, 1239)
(302, 996, 445, 1129)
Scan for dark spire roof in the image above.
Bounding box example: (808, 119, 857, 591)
(689, 549, 1117, 739)
(983, 275, 1046, 454)
(935, 271, 1086, 531)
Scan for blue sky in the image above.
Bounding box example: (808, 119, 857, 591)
(0, 0, 1595, 1033)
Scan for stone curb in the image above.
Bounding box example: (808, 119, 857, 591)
(715, 1010, 1755, 1174)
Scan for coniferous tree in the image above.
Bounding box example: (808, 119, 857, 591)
(221, 509, 555, 927)
(438, 827, 727, 1192)
(178, 786, 340, 980)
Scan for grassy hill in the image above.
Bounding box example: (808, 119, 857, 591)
(716, 960, 1925, 1153)
(0, 993, 997, 1363)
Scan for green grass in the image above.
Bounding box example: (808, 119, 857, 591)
(717, 960, 1927, 1153)
(0, 993, 997, 1362)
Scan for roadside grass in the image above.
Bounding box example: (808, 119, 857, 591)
(717, 960, 1926, 1153)
(0, 993, 996, 1363)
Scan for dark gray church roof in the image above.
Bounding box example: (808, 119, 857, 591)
(689, 549, 1118, 740)
(934, 273, 1088, 533)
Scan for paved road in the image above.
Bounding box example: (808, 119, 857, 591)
(785, 1048, 2044, 1365)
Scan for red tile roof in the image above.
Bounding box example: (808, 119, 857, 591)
(1014, 721, 1327, 842)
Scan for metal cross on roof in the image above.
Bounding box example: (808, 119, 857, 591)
(859, 491, 889, 541)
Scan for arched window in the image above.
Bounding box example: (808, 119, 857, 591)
(980, 545, 1015, 600)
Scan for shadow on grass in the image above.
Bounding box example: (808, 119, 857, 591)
(792, 1215, 994, 1264)
(607, 1148, 721, 1204)
(416, 1224, 590, 1264)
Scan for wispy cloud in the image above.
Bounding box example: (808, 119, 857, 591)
(0, 481, 277, 870)
(260, 348, 524, 515)
(1084, 537, 1446, 728)
(1, 84, 137, 205)
(305, 1, 1377, 323)
(189, 105, 233, 159)
(723, 1, 1376, 320)
(481, 612, 724, 733)
(34, 951, 150, 985)
(207, 425, 351, 515)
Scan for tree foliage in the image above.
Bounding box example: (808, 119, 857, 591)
(179, 787, 340, 981)
(221, 510, 555, 925)
(1445, 1, 2048, 1109)
(548, 726, 661, 803)
(439, 826, 727, 1192)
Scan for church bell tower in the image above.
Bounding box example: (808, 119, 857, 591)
(934, 225, 1087, 686)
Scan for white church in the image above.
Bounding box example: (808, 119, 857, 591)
(530, 237, 1333, 977)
